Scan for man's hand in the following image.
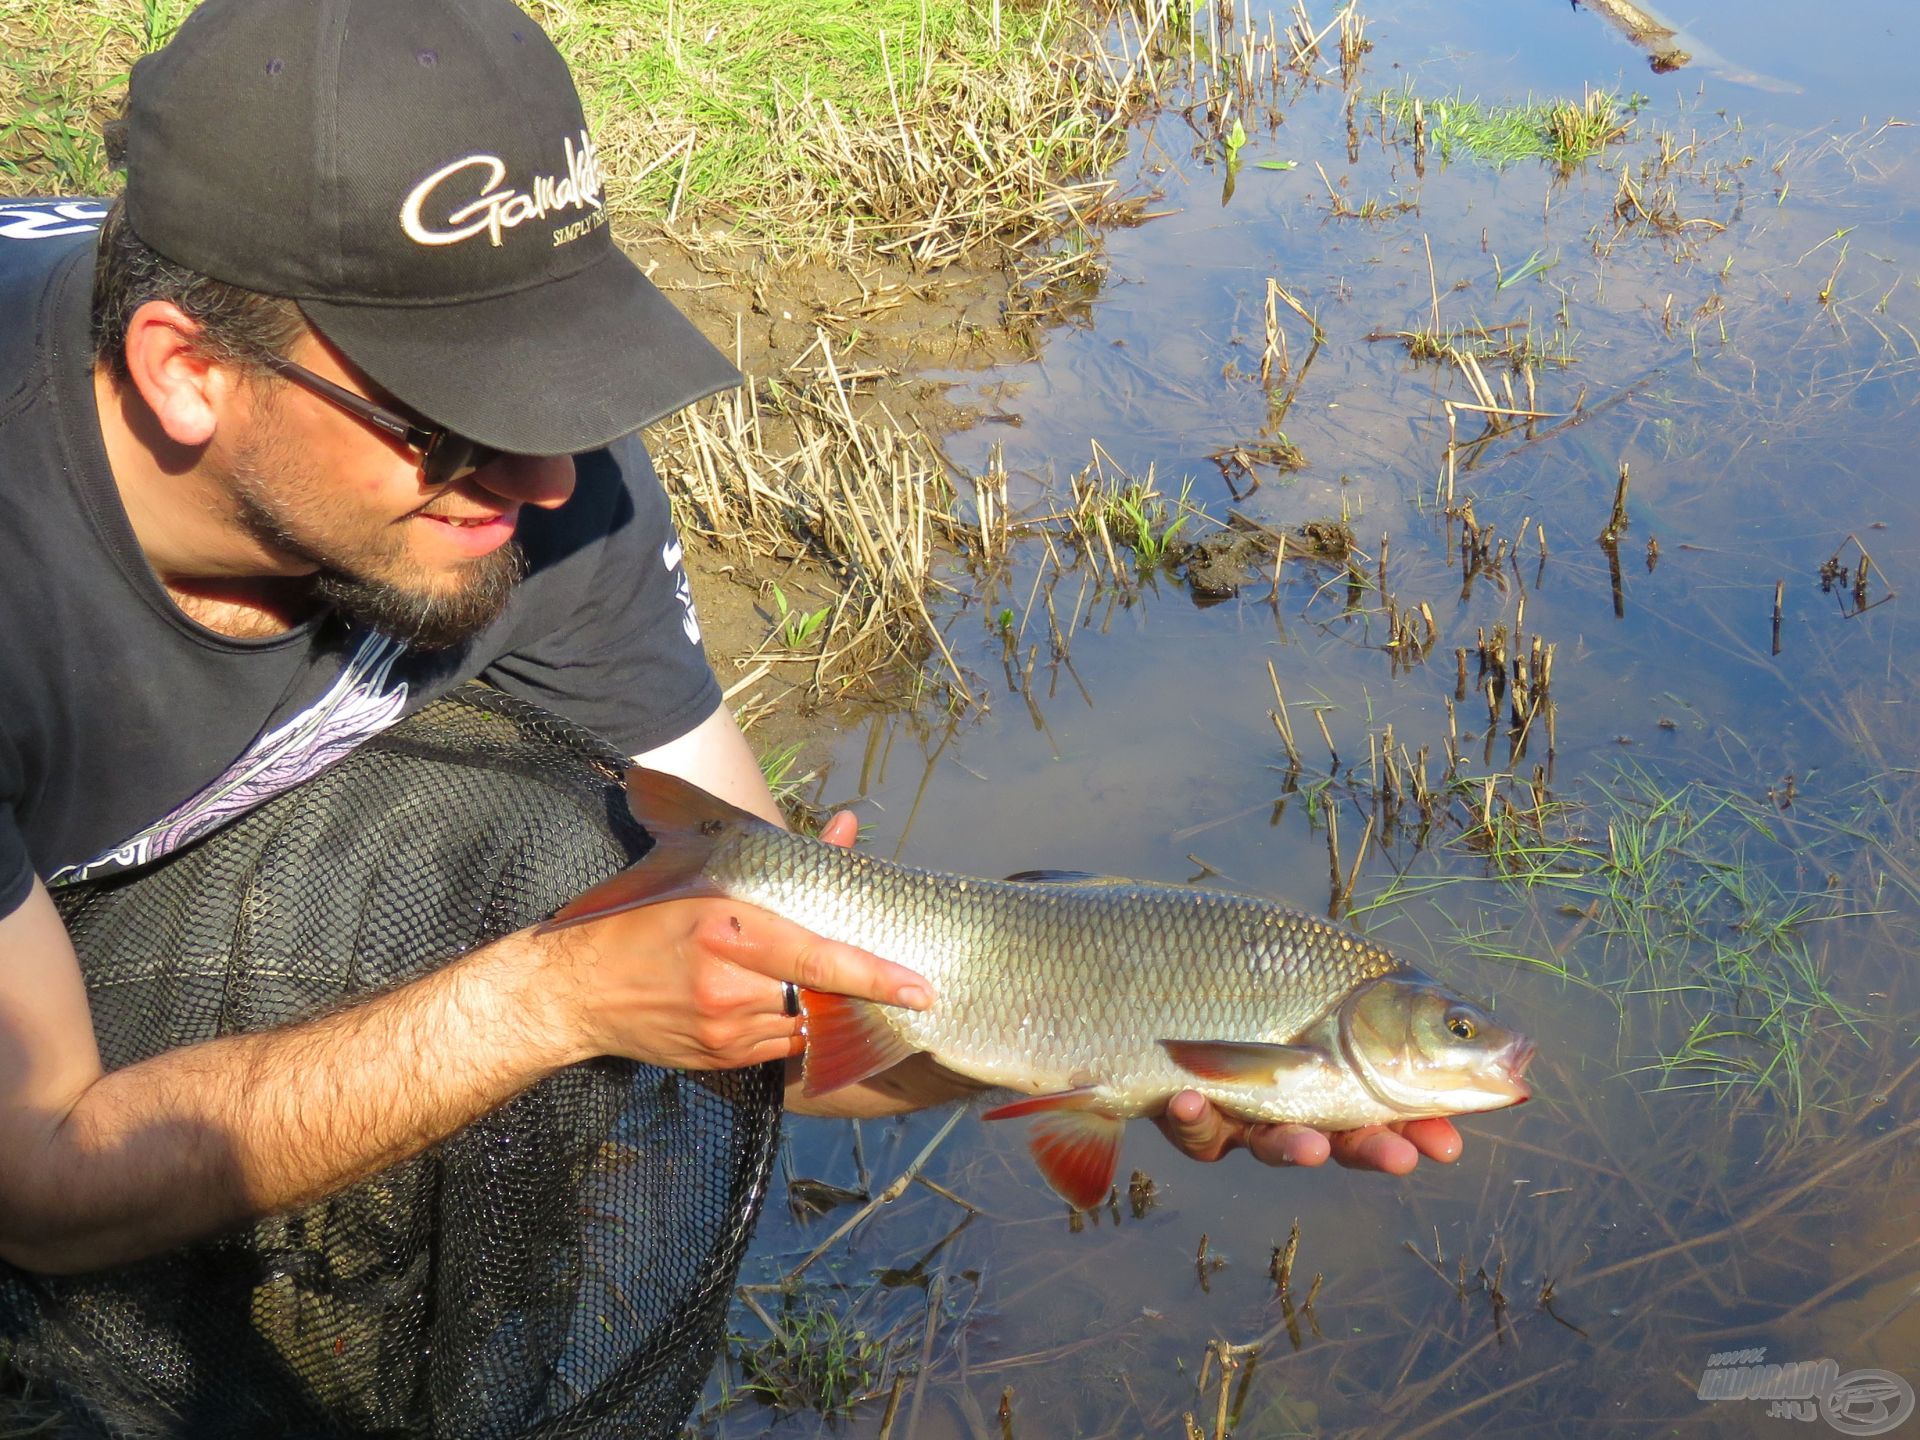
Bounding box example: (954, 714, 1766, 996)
(1154, 1093, 1462, 1175)
(540, 856, 930, 1073)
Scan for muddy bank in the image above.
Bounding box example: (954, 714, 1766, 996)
(631, 230, 1038, 781)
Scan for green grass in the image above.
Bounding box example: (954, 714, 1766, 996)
(4, 0, 1150, 261)
(1362, 766, 1878, 1132)
(725, 1292, 888, 1416)
(536, 0, 1054, 219)
(1375, 86, 1643, 170)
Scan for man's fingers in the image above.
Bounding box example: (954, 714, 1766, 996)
(1247, 1124, 1331, 1169)
(1156, 1089, 1233, 1160)
(1327, 1126, 1420, 1174)
(1398, 1116, 1463, 1163)
(819, 812, 859, 849)
(712, 911, 932, 1011)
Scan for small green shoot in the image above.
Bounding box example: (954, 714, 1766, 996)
(1222, 117, 1248, 164)
(1494, 249, 1556, 291)
(769, 583, 831, 651)
(757, 740, 814, 806)
(1110, 480, 1193, 568)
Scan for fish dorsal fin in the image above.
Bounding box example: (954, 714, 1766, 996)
(799, 992, 918, 1096)
(980, 1091, 1123, 1210)
(621, 763, 767, 827)
(543, 767, 767, 929)
(1002, 870, 1130, 887)
(1160, 1039, 1326, 1085)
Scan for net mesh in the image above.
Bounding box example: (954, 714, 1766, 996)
(0, 684, 781, 1439)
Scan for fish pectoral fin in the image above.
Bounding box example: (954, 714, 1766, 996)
(542, 854, 726, 929)
(799, 992, 918, 1096)
(1160, 1039, 1326, 1085)
(544, 767, 766, 930)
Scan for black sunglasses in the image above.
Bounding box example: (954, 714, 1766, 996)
(260, 353, 501, 486)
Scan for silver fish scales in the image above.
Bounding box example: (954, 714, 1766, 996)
(552, 768, 1535, 1209)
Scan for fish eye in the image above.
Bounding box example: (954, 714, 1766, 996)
(1446, 1011, 1477, 1041)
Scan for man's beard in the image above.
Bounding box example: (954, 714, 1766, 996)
(310, 546, 525, 651)
(227, 427, 528, 651)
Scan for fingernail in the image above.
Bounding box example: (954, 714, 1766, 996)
(899, 985, 933, 1010)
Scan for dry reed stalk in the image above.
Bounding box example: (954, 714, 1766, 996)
(651, 355, 978, 705)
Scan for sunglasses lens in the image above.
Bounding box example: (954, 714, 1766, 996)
(421, 435, 502, 486)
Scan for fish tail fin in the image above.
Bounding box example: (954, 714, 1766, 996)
(799, 991, 917, 1096)
(982, 1090, 1124, 1211)
(541, 767, 769, 930)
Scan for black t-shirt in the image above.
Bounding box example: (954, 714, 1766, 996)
(0, 199, 723, 919)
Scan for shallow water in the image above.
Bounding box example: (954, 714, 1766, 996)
(703, 2, 1920, 1434)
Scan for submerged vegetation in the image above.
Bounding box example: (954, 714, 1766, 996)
(1374, 85, 1643, 170)
(1358, 766, 1875, 1131)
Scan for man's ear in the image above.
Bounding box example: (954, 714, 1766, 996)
(118, 301, 242, 450)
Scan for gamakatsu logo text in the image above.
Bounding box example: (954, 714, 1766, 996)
(400, 130, 605, 249)
(1697, 1348, 1914, 1434)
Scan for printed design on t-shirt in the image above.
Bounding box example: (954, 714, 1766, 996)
(0, 201, 108, 242)
(47, 632, 415, 887)
(664, 537, 701, 644)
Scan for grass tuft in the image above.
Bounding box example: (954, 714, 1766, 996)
(1375, 85, 1642, 170)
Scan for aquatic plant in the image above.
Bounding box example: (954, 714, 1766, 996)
(1374, 85, 1642, 170)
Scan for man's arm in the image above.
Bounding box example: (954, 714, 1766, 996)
(0, 852, 928, 1275)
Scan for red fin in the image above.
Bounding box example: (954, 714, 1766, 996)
(799, 991, 916, 1096)
(542, 767, 768, 930)
(979, 1088, 1101, 1122)
(1024, 1109, 1126, 1211)
(1160, 1039, 1324, 1084)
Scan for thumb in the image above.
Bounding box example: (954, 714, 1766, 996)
(820, 811, 859, 848)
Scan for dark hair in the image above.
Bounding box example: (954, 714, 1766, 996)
(90, 197, 308, 384)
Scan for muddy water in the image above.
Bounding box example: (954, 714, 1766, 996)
(705, 2, 1920, 1435)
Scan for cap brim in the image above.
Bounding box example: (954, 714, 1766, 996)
(301, 245, 742, 455)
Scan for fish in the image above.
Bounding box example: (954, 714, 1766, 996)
(550, 768, 1536, 1209)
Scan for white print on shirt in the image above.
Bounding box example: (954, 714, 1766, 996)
(664, 538, 701, 645)
(48, 632, 415, 887)
(0, 201, 107, 241)
(399, 131, 605, 249)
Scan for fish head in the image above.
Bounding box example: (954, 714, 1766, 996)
(1339, 977, 1535, 1117)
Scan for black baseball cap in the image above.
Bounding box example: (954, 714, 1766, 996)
(122, 0, 741, 456)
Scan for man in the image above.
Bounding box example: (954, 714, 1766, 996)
(0, 0, 1456, 1423)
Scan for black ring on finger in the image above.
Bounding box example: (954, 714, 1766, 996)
(782, 980, 801, 1018)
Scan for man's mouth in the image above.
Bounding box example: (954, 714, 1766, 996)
(417, 508, 519, 554)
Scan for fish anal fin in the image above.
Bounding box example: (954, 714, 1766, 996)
(1161, 1039, 1324, 1085)
(1025, 1108, 1126, 1211)
(800, 991, 917, 1096)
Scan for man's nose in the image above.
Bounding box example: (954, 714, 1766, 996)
(472, 453, 576, 509)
